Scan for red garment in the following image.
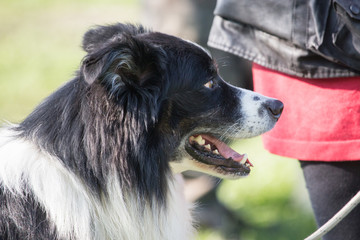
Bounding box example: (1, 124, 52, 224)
(252, 64, 360, 161)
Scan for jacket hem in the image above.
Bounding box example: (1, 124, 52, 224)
(208, 16, 360, 78)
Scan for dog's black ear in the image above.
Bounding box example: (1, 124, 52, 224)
(82, 23, 148, 53)
(81, 49, 110, 85)
(81, 33, 166, 89)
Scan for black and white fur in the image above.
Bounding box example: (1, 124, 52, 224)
(0, 23, 283, 240)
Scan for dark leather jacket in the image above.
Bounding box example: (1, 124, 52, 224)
(208, 0, 360, 78)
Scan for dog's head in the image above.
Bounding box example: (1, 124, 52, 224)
(81, 23, 283, 182)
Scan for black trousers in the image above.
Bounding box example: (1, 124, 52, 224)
(300, 161, 360, 240)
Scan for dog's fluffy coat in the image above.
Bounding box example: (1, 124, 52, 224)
(0, 23, 282, 239)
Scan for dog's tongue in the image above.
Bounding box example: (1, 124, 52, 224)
(201, 135, 247, 163)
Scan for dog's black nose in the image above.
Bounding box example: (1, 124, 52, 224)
(266, 99, 284, 120)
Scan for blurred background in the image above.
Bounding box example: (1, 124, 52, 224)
(0, 0, 316, 239)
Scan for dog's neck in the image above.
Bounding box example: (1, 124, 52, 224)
(0, 129, 195, 240)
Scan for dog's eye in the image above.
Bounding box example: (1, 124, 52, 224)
(204, 80, 215, 89)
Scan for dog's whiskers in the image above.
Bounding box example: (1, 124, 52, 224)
(218, 121, 241, 142)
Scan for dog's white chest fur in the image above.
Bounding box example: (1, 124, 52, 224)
(0, 128, 194, 240)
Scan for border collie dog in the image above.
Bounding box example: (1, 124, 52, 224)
(0, 23, 283, 240)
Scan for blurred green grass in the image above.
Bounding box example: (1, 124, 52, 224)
(203, 137, 316, 240)
(0, 0, 139, 122)
(0, 1, 316, 239)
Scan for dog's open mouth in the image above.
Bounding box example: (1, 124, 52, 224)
(185, 134, 253, 176)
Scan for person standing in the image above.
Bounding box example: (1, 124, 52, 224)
(208, 1, 360, 239)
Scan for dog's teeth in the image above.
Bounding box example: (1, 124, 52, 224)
(194, 135, 205, 145)
(240, 154, 248, 164)
(213, 149, 219, 155)
(205, 144, 211, 151)
(189, 136, 195, 142)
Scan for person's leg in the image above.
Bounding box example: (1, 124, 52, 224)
(300, 161, 360, 240)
